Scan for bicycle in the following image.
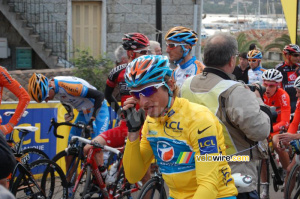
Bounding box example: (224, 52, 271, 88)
(8, 126, 68, 198)
(47, 117, 99, 198)
(67, 136, 140, 199)
(284, 154, 300, 199)
(257, 128, 287, 199)
(137, 165, 167, 199)
(4, 111, 49, 164)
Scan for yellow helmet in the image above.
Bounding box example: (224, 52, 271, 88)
(28, 73, 49, 103)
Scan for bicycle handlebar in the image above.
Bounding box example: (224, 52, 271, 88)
(70, 136, 121, 156)
(48, 118, 86, 139)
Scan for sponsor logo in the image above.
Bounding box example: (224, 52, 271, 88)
(167, 109, 175, 117)
(281, 94, 288, 106)
(157, 141, 174, 162)
(198, 136, 218, 154)
(198, 125, 211, 135)
(59, 82, 80, 94)
(148, 130, 157, 135)
(164, 121, 183, 133)
(288, 72, 297, 81)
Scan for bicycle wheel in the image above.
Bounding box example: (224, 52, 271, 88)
(138, 177, 167, 199)
(12, 159, 68, 199)
(22, 148, 49, 164)
(70, 164, 92, 199)
(52, 148, 83, 184)
(284, 163, 300, 199)
(292, 185, 300, 199)
(257, 159, 270, 199)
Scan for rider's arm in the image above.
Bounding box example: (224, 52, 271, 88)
(123, 120, 154, 183)
(190, 110, 223, 199)
(288, 100, 300, 134)
(85, 88, 105, 119)
(104, 84, 120, 113)
(227, 86, 270, 141)
(0, 67, 30, 134)
(273, 92, 291, 132)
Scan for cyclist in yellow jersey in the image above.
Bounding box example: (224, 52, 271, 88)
(122, 55, 238, 199)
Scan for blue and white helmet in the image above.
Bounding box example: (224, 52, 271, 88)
(125, 55, 172, 88)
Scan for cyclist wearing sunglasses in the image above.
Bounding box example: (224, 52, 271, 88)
(275, 44, 300, 113)
(260, 69, 291, 198)
(83, 33, 151, 183)
(165, 26, 205, 88)
(123, 55, 238, 199)
(247, 50, 266, 84)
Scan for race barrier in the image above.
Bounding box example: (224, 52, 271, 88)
(1, 101, 119, 159)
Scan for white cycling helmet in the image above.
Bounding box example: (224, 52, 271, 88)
(261, 69, 283, 82)
(294, 76, 300, 89)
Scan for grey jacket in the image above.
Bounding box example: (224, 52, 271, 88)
(181, 68, 270, 193)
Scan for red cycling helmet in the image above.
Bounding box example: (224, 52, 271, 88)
(122, 33, 150, 50)
(283, 44, 300, 54)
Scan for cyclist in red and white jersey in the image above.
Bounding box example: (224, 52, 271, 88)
(165, 26, 205, 88)
(275, 44, 300, 113)
(260, 69, 291, 198)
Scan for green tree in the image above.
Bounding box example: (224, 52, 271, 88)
(264, 34, 300, 52)
(236, 32, 261, 54)
(72, 49, 114, 92)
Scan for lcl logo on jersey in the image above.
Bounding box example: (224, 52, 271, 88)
(281, 94, 288, 106)
(198, 136, 218, 154)
(157, 141, 174, 162)
(164, 121, 183, 133)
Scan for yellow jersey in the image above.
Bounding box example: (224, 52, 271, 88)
(123, 98, 237, 199)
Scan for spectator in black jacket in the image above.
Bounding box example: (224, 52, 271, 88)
(233, 52, 250, 83)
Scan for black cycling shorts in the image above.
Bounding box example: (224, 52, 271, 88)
(0, 135, 16, 179)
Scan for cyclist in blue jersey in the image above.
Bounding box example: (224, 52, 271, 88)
(165, 26, 205, 88)
(247, 50, 266, 84)
(28, 74, 110, 141)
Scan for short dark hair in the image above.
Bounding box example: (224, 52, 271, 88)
(239, 52, 247, 59)
(203, 33, 238, 68)
(249, 43, 256, 51)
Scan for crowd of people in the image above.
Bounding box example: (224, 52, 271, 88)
(1, 25, 300, 199)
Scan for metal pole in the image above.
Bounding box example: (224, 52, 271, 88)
(192, 1, 198, 57)
(156, 0, 162, 47)
(237, 1, 239, 30)
(296, 0, 299, 44)
(198, 0, 203, 61)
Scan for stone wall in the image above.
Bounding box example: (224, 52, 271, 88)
(106, 0, 201, 59)
(2, 0, 201, 68)
(0, 12, 48, 70)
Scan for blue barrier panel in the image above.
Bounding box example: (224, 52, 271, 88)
(1, 101, 119, 159)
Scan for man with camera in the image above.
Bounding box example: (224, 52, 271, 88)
(181, 33, 271, 199)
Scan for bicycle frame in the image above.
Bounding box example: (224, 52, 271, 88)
(9, 162, 46, 197)
(70, 136, 139, 199)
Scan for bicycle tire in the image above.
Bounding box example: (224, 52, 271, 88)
(22, 148, 49, 164)
(52, 148, 83, 184)
(257, 159, 270, 199)
(292, 185, 300, 199)
(12, 159, 68, 199)
(70, 164, 92, 199)
(284, 163, 300, 199)
(138, 177, 167, 199)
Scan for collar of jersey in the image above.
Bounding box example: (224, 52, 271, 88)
(252, 65, 262, 71)
(179, 56, 196, 70)
(151, 97, 180, 124)
(54, 79, 59, 94)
